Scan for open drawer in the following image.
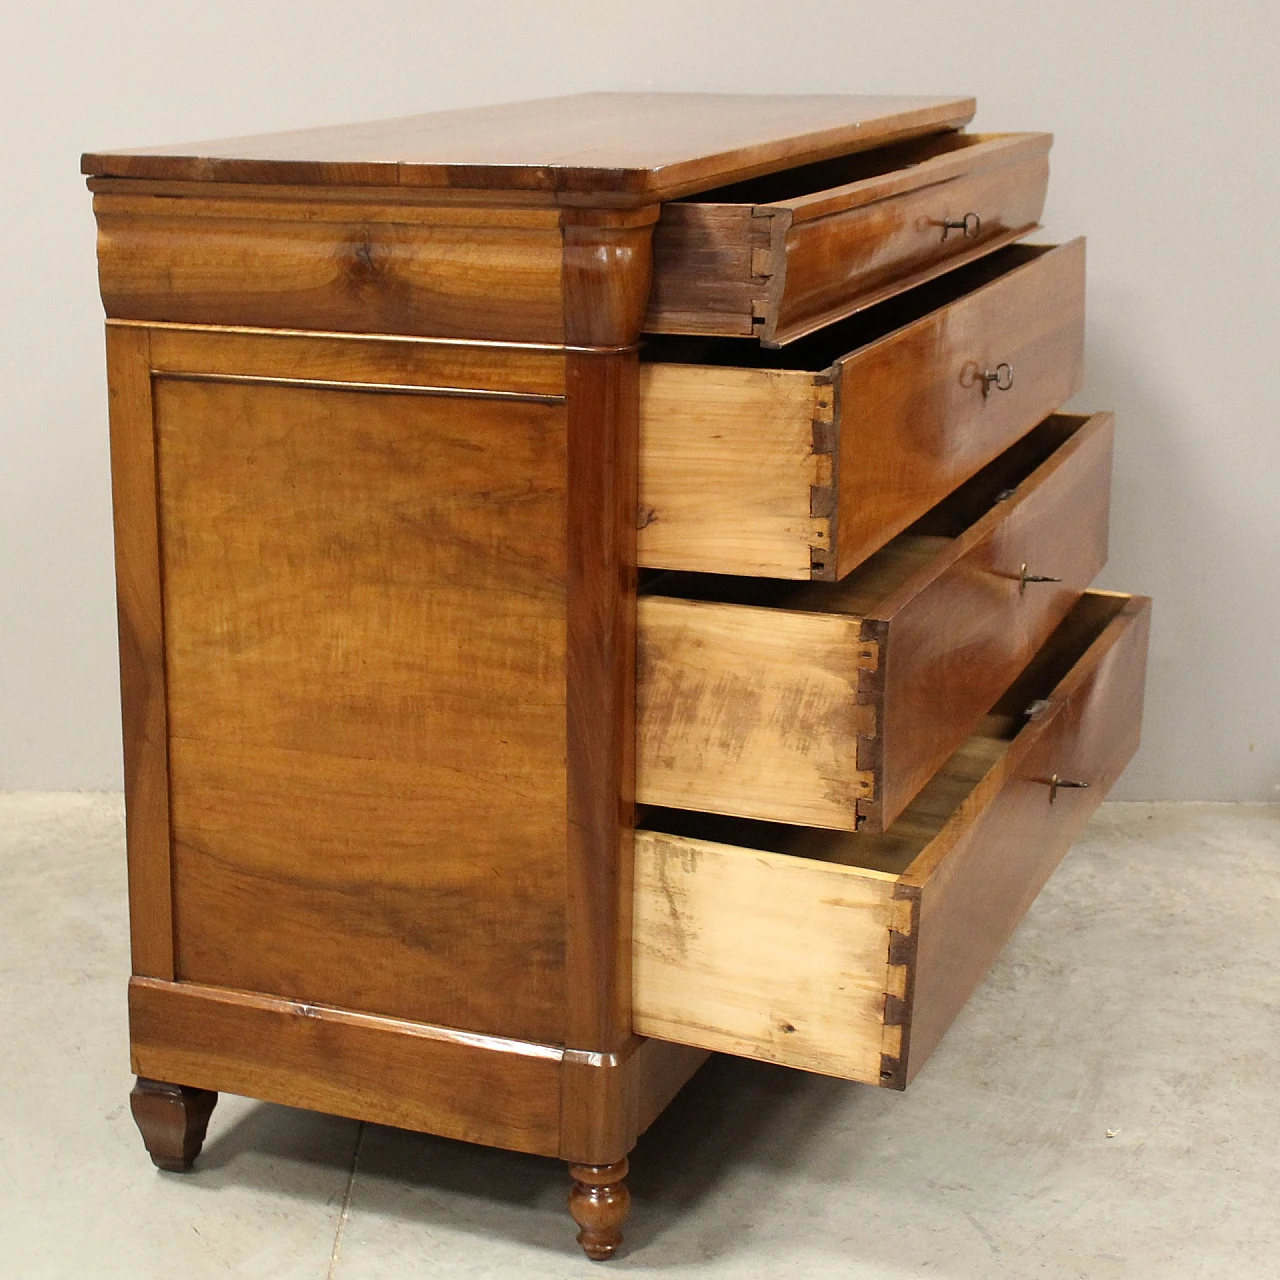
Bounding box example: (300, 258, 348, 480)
(644, 131, 1051, 346)
(634, 591, 1151, 1087)
(639, 240, 1085, 580)
(637, 412, 1113, 832)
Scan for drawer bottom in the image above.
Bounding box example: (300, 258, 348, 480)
(633, 591, 1150, 1087)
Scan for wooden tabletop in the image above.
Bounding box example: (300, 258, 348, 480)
(81, 92, 975, 202)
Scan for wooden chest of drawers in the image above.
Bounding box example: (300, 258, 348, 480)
(83, 92, 1149, 1261)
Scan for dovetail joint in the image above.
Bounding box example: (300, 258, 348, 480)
(887, 929, 913, 967)
(878, 1052, 905, 1088)
(883, 993, 908, 1026)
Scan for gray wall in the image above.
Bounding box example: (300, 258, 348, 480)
(2, 1, 1277, 798)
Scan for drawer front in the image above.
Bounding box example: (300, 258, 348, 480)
(637, 241, 1085, 581)
(637, 414, 1113, 832)
(833, 239, 1085, 575)
(645, 133, 1050, 346)
(633, 593, 1151, 1086)
(765, 143, 1050, 345)
(867, 412, 1114, 830)
(93, 193, 567, 343)
(897, 593, 1151, 1083)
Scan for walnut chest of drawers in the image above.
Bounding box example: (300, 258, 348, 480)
(83, 92, 1150, 1261)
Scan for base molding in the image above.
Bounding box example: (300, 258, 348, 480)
(128, 977, 709, 1161)
(129, 976, 564, 1155)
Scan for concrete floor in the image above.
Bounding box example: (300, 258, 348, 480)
(1, 795, 1276, 1278)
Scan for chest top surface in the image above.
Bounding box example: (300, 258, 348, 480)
(80, 91, 975, 202)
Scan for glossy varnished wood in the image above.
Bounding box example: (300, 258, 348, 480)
(645, 132, 1050, 344)
(129, 977, 564, 1155)
(559, 209, 653, 1182)
(833, 239, 1085, 573)
(83, 93, 975, 201)
(568, 1160, 631, 1261)
(637, 413, 1113, 832)
(86, 92, 1125, 1259)
(105, 325, 173, 979)
(868, 412, 1113, 829)
(129, 1076, 218, 1172)
(899, 593, 1152, 1080)
(633, 593, 1151, 1085)
(637, 241, 1086, 579)
(154, 335, 569, 1043)
(92, 192, 566, 342)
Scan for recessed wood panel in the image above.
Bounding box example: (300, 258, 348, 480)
(155, 367, 568, 1043)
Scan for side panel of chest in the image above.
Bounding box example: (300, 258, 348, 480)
(113, 325, 571, 1045)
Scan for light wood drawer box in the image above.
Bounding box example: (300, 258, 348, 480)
(637, 412, 1113, 833)
(639, 240, 1085, 580)
(645, 132, 1051, 347)
(634, 591, 1150, 1088)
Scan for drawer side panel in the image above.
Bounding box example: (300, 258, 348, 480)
(637, 364, 829, 577)
(633, 833, 896, 1081)
(636, 597, 874, 827)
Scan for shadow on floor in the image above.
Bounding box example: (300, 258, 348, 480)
(187, 1052, 871, 1263)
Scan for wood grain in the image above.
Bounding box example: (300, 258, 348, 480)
(129, 977, 564, 1156)
(763, 134, 1051, 345)
(155, 351, 569, 1043)
(834, 238, 1086, 573)
(558, 1035, 710, 1166)
(636, 413, 1112, 832)
(558, 209, 655, 1164)
(83, 92, 975, 202)
(643, 132, 1050, 344)
(898, 594, 1152, 1082)
(646, 205, 770, 337)
(636, 241, 1084, 581)
(633, 592, 1151, 1087)
(569, 1160, 631, 1260)
(637, 364, 830, 577)
(637, 596, 876, 827)
(129, 1076, 218, 1172)
(144, 323, 568, 395)
(633, 830, 898, 1082)
(93, 194, 566, 342)
(867, 412, 1113, 830)
(105, 324, 174, 979)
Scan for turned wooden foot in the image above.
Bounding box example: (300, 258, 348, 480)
(568, 1158, 630, 1261)
(129, 1077, 218, 1172)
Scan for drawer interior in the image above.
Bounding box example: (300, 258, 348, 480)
(674, 129, 995, 207)
(639, 590, 1131, 877)
(642, 242, 1059, 375)
(641, 411, 1088, 615)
